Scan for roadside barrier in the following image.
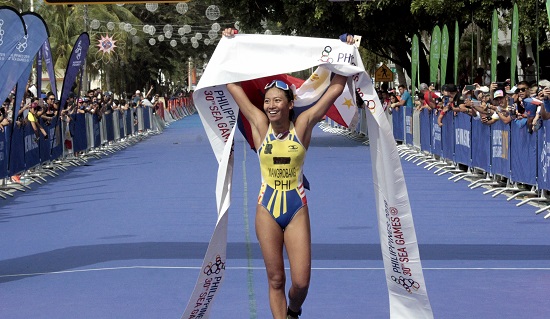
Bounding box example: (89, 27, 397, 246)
(320, 105, 550, 218)
(0, 99, 194, 199)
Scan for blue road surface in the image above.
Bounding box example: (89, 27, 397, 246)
(1, 114, 549, 318)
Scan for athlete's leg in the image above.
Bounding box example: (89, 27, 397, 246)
(283, 206, 311, 316)
(256, 205, 287, 319)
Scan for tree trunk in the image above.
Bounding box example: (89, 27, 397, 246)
(396, 64, 406, 87)
(476, 25, 481, 67)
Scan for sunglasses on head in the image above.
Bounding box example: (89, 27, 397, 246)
(265, 80, 290, 91)
(265, 80, 293, 100)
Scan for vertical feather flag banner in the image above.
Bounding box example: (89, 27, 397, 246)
(411, 35, 419, 95)
(454, 21, 459, 84)
(51, 32, 90, 160)
(440, 25, 449, 86)
(429, 26, 441, 86)
(11, 13, 50, 121)
(510, 3, 519, 87)
(491, 10, 499, 83)
(0, 6, 27, 103)
(183, 34, 433, 319)
(58, 33, 90, 114)
(5, 12, 49, 177)
(42, 40, 58, 98)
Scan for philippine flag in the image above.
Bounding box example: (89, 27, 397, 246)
(236, 67, 358, 151)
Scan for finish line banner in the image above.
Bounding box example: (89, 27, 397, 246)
(183, 34, 433, 319)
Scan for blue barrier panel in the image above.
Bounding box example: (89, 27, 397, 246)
(93, 114, 101, 147)
(431, 111, 442, 157)
(126, 110, 133, 136)
(24, 123, 40, 168)
(355, 108, 362, 134)
(510, 121, 537, 185)
(454, 113, 472, 166)
(105, 113, 115, 142)
(73, 113, 88, 153)
(119, 110, 125, 138)
(490, 121, 511, 178)
(420, 109, 431, 152)
(0, 130, 7, 178)
(39, 120, 54, 163)
(143, 107, 151, 130)
(405, 106, 413, 145)
(133, 109, 139, 133)
(392, 106, 404, 142)
(538, 121, 550, 190)
(471, 119, 491, 171)
(50, 118, 64, 160)
(441, 112, 455, 161)
(9, 124, 25, 175)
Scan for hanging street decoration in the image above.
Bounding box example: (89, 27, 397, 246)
(97, 34, 117, 55)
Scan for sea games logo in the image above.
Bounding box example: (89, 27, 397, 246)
(203, 254, 225, 275)
(319, 45, 333, 63)
(187, 255, 226, 319)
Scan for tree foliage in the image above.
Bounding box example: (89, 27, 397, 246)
(2, 0, 548, 92)
(221, 0, 550, 84)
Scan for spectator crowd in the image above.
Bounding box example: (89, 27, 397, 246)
(380, 69, 550, 135)
(1, 83, 193, 184)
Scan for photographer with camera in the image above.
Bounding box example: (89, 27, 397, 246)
(437, 84, 461, 127)
(436, 95, 448, 127)
(489, 80, 510, 102)
(456, 84, 479, 117)
(536, 81, 550, 120)
(515, 81, 538, 133)
(480, 90, 506, 125)
(527, 80, 550, 132)
(494, 81, 530, 127)
(42, 92, 58, 126)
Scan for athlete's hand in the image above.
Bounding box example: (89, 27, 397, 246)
(222, 28, 238, 38)
(339, 33, 355, 45)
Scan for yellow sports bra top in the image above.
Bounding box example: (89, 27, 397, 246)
(258, 123, 306, 191)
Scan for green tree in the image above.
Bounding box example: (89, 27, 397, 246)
(220, 0, 550, 84)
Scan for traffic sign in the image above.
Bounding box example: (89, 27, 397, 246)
(375, 64, 393, 82)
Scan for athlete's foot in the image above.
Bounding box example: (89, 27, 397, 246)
(287, 307, 301, 319)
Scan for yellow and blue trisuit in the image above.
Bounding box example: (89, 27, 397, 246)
(257, 123, 307, 230)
